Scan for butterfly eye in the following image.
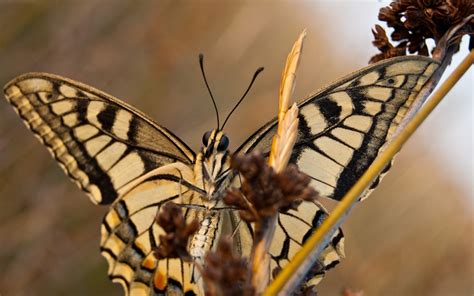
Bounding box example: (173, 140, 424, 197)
(217, 135, 229, 151)
(202, 131, 212, 146)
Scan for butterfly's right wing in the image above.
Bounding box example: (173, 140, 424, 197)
(270, 201, 344, 287)
(4, 73, 195, 205)
(236, 56, 439, 287)
(238, 56, 438, 201)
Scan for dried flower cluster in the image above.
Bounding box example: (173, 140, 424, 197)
(201, 237, 254, 296)
(370, 0, 473, 63)
(224, 152, 319, 223)
(153, 202, 199, 261)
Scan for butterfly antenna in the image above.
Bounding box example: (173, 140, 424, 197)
(199, 54, 220, 129)
(221, 67, 264, 129)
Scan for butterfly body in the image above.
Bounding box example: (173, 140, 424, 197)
(3, 55, 439, 295)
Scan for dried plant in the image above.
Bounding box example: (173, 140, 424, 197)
(224, 152, 319, 226)
(370, 0, 473, 63)
(200, 237, 254, 296)
(153, 202, 199, 261)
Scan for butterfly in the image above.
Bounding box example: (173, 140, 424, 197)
(3, 55, 438, 295)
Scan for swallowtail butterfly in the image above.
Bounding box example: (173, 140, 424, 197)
(3, 55, 438, 295)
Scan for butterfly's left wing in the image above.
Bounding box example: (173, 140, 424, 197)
(3, 73, 203, 294)
(100, 162, 205, 295)
(237, 55, 439, 284)
(4, 73, 195, 205)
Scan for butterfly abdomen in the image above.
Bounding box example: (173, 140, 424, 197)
(189, 211, 220, 258)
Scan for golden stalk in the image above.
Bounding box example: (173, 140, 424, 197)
(264, 50, 474, 295)
(269, 29, 306, 171)
(251, 30, 306, 293)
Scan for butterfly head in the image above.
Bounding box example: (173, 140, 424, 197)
(202, 129, 229, 155)
(196, 129, 232, 199)
(201, 129, 230, 167)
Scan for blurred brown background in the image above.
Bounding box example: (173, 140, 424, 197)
(0, 1, 472, 295)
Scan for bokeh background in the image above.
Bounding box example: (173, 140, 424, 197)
(0, 1, 472, 295)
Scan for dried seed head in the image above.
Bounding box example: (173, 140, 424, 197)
(370, 0, 473, 62)
(224, 152, 320, 223)
(202, 237, 254, 296)
(369, 25, 408, 63)
(153, 202, 199, 261)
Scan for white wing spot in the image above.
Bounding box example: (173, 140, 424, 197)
(51, 100, 74, 115)
(63, 113, 79, 127)
(279, 214, 307, 243)
(85, 135, 112, 157)
(87, 184, 102, 204)
(109, 152, 145, 189)
(96, 142, 127, 171)
(366, 87, 393, 102)
(128, 207, 156, 233)
(309, 179, 333, 197)
(59, 84, 78, 97)
(74, 124, 99, 141)
(298, 149, 341, 187)
(300, 103, 326, 134)
(87, 101, 106, 127)
(358, 71, 380, 86)
(112, 109, 133, 140)
(17, 79, 53, 93)
(314, 136, 354, 166)
(331, 128, 364, 150)
(4, 85, 21, 100)
(363, 101, 383, 116)
(344, 115, 372, 132)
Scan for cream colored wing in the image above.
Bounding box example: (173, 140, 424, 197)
(100, 162, 204, 295)
(238, 55, 439, 201)
(3, 73, 195, 205)
(237, 55, 439, 286)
